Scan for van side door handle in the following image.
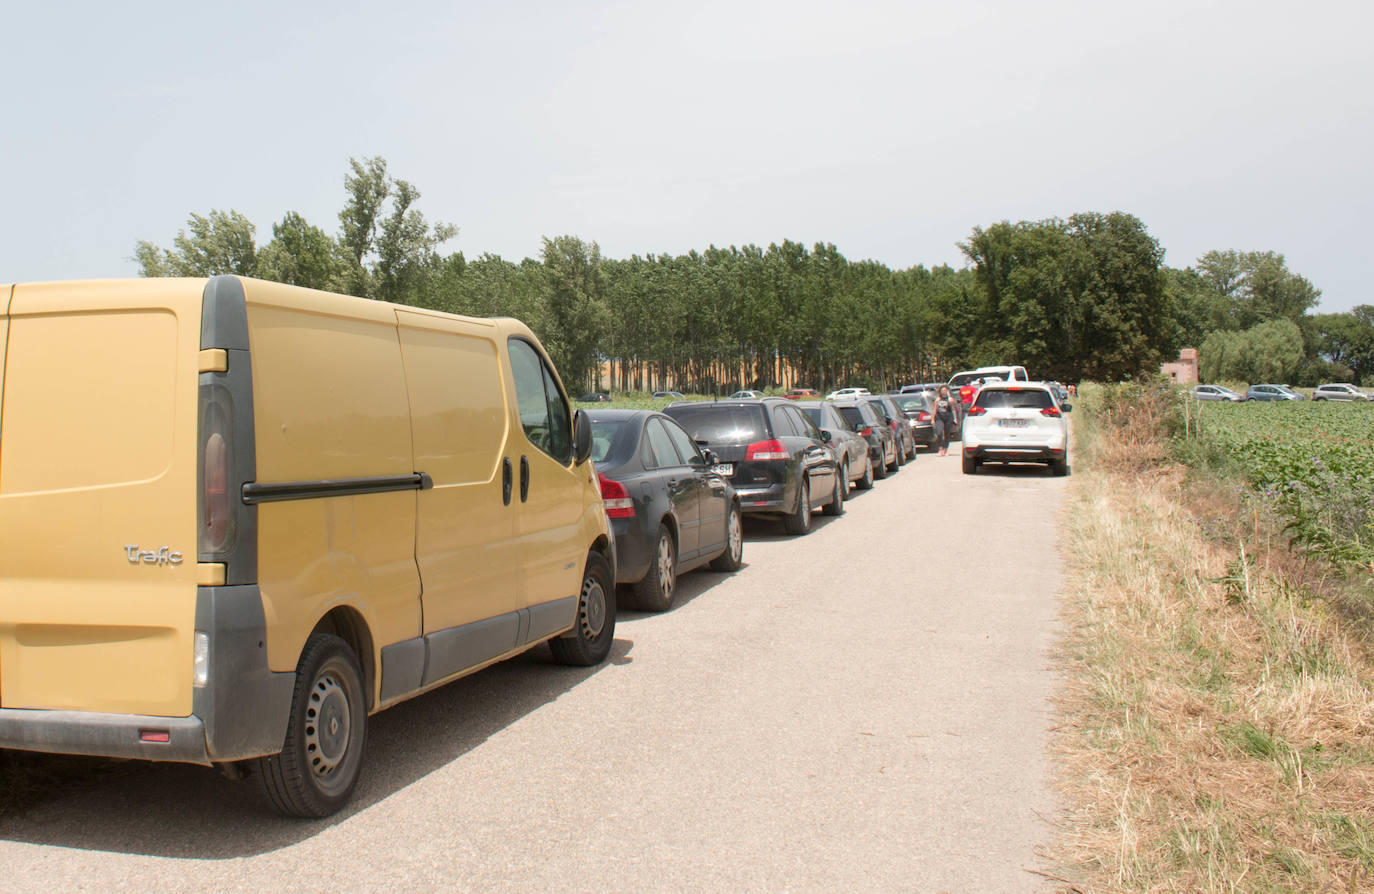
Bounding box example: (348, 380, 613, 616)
(519, 456, 531, 503)
(502, 458, 513, 506)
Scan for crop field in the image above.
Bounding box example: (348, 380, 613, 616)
(1188, 400, 1374, 571)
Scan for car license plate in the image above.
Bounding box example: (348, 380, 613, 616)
(998, 418, 1030, 428)
(711, 463, 734, 476)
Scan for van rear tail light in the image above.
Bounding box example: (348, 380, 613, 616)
(599, 475, 635, 518)
(967, 406, 987, 416)
(1040, 406, 1062, 417)
(204, 432, 230, 551)
(745, 439, 788, 461)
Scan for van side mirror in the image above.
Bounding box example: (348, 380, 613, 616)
(572, 410, 593, 464)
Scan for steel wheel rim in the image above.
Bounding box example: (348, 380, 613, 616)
(304, 671, 351, 779)
(656, 534, 674, 601)
(727, 509, 742, 560)
(580, 573, 607, 638)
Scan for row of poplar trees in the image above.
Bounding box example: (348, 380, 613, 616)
(136, 157, 1372, 393)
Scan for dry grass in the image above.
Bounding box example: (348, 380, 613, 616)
(1047, 385, 1374, 892)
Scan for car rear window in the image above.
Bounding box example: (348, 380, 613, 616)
(973, 388, 1053, 410)
(891, 395, 928, 413)
(588, 419, 628, 464)
(663, 404, 767, 444)
(836, 406, 868, 428)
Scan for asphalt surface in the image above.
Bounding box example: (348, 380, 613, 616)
(0, 448, 1068, 893)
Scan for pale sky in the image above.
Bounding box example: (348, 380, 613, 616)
(4, 0, 1370, 313)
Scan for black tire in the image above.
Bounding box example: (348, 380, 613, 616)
(855, 455, 875, 490)
(823, 465, 846, 516)
(709, 503, 744, 571)
(256, 634, 367, 818)
(1052, 456, 1070, 477)
(873, 450, 889, 480)
(885, 441, 899, 473)
(550, 552, 616, 666)
(632, 524, 677, 612)
(962, 452, 977, 475)
(782, 478, 812, 535)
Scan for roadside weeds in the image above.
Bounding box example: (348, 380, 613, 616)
(1046, 385, 1374, 892)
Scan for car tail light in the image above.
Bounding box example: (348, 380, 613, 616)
(745, 439, 788, 461)
(889, 420, 899, 432)
(599, 475, 635, 518)
(967, 406, 987, 416)
(1040, 406, 1061, 417)
(917, 411, 931, 422)
(858, 426, 873, 437)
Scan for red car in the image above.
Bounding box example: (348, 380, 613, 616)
(784, 387, 819, 400)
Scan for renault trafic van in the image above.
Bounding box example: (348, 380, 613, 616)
(0, 276, 615, 817)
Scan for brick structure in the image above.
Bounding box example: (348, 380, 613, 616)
(1161, 348, 1198, 384)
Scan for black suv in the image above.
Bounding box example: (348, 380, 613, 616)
(663, 398, 840, 535)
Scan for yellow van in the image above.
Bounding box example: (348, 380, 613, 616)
(0, 275, 616, 816)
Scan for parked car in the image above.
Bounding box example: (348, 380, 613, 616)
(663, 398, 840, 535)
(831, 400, 897, 480)
(652, 390, 686, 400)
(889, 390, 938, 449)
(729, 389, 765, 399)
(1312, 383, 1371, 401)
(962, 381, 1071, 476)
(796, 400, 876, 493)
(1246, 384, 1305, 401)
(579, 392, 612, 402)
(900, 382, 945, 394)
(1191, 384, 1246, 402)
(947, 370, 1004, 412)
(784, 387, 819, 400)
(826, 387, 872, 400)
(588, 410, 743, 612)
(862, 395, 916, 466)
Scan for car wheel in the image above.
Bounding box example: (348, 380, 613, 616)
(549, 552, 616, 666)
(886, 442, 899, 473)
(823, 466, 846, 516)
(1052, 455, 1070, 477)
(962, 452, 977, 475)
(709, 503, 744, 572)
(856, 455, 875, 490)
(631, 524, 677, 612)
(256, 634, 367, 818)
(782, 478, 812, 535)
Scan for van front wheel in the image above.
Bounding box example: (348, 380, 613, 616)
(256, 634, 367, 818)
(550, 552, 616, 666)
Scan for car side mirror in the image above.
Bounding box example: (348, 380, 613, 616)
(819, 430, 833, 443)
(572, 409, 593, 464)
(700, 448, 718, 466)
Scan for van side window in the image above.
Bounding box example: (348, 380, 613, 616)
(508, 339, 572, 463)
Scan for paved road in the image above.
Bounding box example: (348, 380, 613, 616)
(0, 451, 1068, 893)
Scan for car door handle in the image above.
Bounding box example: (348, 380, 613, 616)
(502, 458, 513, 506)
(520, 456, 531, 503)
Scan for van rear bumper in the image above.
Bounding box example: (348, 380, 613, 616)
(0, 585, 294, 766)
(0, 709, 212, 764)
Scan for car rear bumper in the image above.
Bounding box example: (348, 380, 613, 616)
(964, 444, 1066, 464)
(733, 484, 788, 514)
(611, 517, 653, 584)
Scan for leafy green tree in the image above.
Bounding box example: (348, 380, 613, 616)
(1312, 307, 1374, 384)
(1193, 250, 1319, 330)
(541, 235, 609, 391)
(256, 212, 345, 290)
(337, 156, 456, 302)
(134, 209, 258, 277)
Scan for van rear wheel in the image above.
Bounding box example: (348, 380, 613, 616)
(256, 634, 367, 818)
(550, 552, 616, 666)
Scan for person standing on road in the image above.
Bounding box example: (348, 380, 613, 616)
(933, 386, 957, 456)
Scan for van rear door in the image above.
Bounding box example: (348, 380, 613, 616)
(0, 279, 203, 717)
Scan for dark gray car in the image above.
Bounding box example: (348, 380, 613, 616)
(589, 410, 744, 611)
(664, 398, 840, 536)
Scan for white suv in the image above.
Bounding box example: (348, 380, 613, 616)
(826, 387, 872, 400)
(1313, 383, 1371, 401)
(961, 381, 1070, 476)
